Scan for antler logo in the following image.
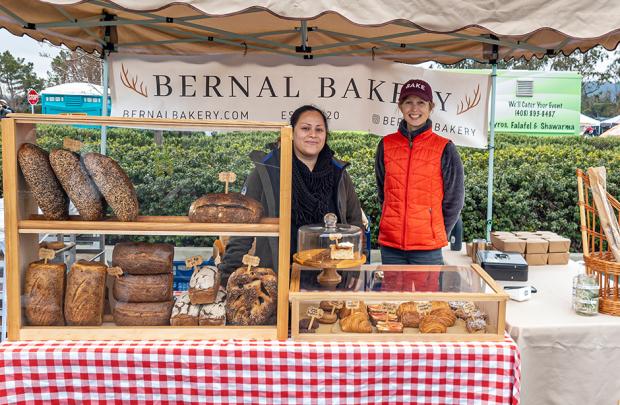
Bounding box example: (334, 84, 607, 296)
(120, 63, 148, 97)
(457, 84, 481, 115)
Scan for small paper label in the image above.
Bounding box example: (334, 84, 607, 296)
(384, 303, 398, 314)
(332, 302, 344, 310)
(185, 255, 203, 269)
(38, 248, 55, 261)
(218, 172, 237, 183)
(417, 301, 432, 314)
(63, 137, 83, 152)
(306, 307, 324, 318)
(107, 266, 124, 278)
(462, 302, 476, 315)
(345, 300, 360, 309)
(242, 254, 260, 267)
(329, 233, 343, 241)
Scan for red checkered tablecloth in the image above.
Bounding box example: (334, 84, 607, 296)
(0, 335, 520, 404)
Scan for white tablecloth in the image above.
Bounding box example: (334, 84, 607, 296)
(444, 248, 620, 405)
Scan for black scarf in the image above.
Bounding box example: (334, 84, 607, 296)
(291, 145, 337, 229)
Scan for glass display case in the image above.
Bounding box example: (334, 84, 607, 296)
(289, 263, 508, 341)
(294, 213, 364, 288)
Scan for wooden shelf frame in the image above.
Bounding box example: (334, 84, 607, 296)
(2, 115, 293, 341)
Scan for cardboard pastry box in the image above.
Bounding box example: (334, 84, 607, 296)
(548, 252, 570, 265)
(525, 253, 548, 266)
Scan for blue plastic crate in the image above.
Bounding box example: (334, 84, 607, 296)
(172, 258, 214, 292)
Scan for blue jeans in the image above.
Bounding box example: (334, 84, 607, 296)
(380, 246, 444, 265)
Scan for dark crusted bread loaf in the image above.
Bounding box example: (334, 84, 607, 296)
(49, 149, 104, 221)
(114, 301, 173, 326)
(225, 266, 277, 325)
(64, 260, 107, 326)
(17, 143, 69, 220)
(23, 261, 66, 326)
(113, 273, 173, 303)
(83, 152, 139, 221)
(189, 193, 263, 223)
(112, 242, 174, 275)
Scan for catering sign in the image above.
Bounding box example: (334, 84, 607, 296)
(110, 54, 491, 148)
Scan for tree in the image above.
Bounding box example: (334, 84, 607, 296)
(0, 51, 46, 112)
(47, 49, 102, 86)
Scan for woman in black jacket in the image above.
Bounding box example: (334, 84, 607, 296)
(219, 105, 363, 286)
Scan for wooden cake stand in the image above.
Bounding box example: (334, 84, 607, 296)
(293, 248, 366, 289)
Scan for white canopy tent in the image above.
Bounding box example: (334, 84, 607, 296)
(2, 0, 620, 239)
(600, 125, 620, 137)
(601, 114, 620, 125)
(580, 113, 600, 126)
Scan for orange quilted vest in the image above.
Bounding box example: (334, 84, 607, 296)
(379, 128, 449, 250)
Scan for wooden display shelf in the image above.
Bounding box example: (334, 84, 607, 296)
(2, 115, 293, 341)
(19, 325, 277, 341)
(19, 215, 280, 236)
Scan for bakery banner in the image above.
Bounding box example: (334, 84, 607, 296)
(109, 54, 491, 148)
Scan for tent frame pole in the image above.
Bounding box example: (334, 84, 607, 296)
(101, 50, 109, 155)
(486, 63, 498, 241)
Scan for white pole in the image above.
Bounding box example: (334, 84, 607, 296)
(486, 64, 498, 241)
(101, 51, 109, 155)
(30, 104, 34, 114)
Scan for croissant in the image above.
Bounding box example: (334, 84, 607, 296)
(338, 301, 367, 319)
(396, 301, 418, 317)
(340, 312, 372, 333)
(431, 301, 450, 312)
(419, 315, 448, 333)
(430, 308, 456, 327)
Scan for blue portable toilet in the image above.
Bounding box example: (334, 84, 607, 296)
(41, 82, 111, 116)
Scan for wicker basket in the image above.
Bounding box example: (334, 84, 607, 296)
(577, 169, 620, 316)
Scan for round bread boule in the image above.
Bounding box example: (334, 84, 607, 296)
(189, 193, 263, 223)
(17, 143, 69, 220)
(83, 152, 139, 221)
(50, 149, 104, 221)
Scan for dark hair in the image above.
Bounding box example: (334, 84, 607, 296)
(290, 105, 329, 133)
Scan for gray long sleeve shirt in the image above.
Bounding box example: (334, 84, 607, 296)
(375, 119, 465, 237)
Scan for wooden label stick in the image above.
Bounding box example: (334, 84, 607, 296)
(107, 266, 124, 279)
(243, 254, 260, 271)
(185, 255, 203, 273)
(219, 171, 237, 194)
(38, 248, 55, 264)
(306, 307, 324, 329)
(329, 233, 343, 247)
(63, 137, 84, 152)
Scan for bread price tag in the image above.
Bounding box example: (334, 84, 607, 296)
(345, 300, 360, 309)
(306, 306, 324, 319)
(185, 255, 203, 270)
(329, 233, 343, 243)
(38, 248, 55, 263)
(384, 303, 398, 315)
(107, 266, 124, 279)
(462, 302, 476, 315)
(218, 171, 237, 194)
(242, 254, 260, 271)
(416, 301, 432, 315)
(63, 137, 83, 152)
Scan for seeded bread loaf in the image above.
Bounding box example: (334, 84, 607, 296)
(64, 260, 107, 326)
(23, 261, 66, 326)
(225, 266, 277, 326)
(113, 301, 173, 326)
(112, 242, 174, 275)
(83, 152, 139, 221)
(17, 143, 69, 220)
(189, 193, 263, 223)
(49, 149, 104, 221)
(113, 273, 173, 303)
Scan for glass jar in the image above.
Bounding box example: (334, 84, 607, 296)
(297, 213, 363, 264)
(573, 273, 599, 316)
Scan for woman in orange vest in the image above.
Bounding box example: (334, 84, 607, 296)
(375, 79, 464, 292)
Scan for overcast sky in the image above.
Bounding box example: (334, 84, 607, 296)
(0, 29, 61, 78)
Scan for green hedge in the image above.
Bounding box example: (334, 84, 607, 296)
(2, 124, 620, 251)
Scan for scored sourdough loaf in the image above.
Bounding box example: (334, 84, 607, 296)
(170, 292, 201, 326)
(189, 265, 220, 304)
(64, 260, 107, 326)
(112, 242, 174, 275)
(17, 143, 69, 220)
(199, 288, 226, 326)
(113, 273, 173, 303)
(49, 149, 104, 221)
(23, 261, 66, 326)
(189, 193, 263, 223)
(114, 301, 174, 326)
(83, 152, 139, 221)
